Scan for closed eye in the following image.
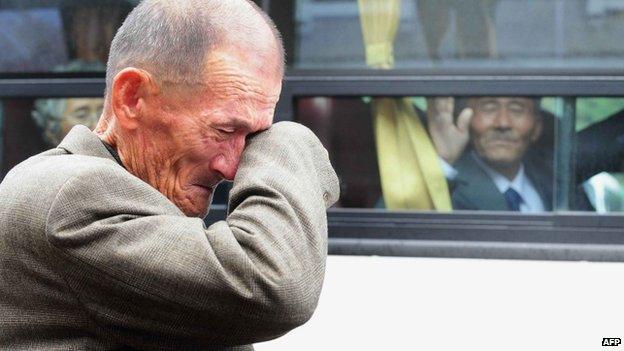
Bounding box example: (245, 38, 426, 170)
(218, 128, 236, 134)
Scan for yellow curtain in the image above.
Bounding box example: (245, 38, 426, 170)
(358, 0, 451, 210)
(358, 0, 400, 69)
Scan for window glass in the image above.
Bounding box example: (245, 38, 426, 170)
(285, 0, 624, 71)
(296, 96, 624, 213)
(576, 98, 624, 212)
(0, 0, 264, 75)
(1, 97, 104, 177)
(0, 97, 230, 204)
(0, 1, 137, 74)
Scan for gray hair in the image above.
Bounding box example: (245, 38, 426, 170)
(105, 0, 284, 96)
(32, 99, 67, 145)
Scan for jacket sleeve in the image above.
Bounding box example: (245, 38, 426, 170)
(45, 122, 339, 349)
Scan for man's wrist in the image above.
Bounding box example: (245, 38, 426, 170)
(439, 157, 458, 180)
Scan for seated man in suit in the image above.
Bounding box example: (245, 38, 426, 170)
(427, 96, 552, 212)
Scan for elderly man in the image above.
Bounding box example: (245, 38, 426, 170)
(427, 96, 552, 212)
(0, 0, 339, 350)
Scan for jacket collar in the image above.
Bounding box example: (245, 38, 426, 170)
(57, 125, 121, 167)
(454, 152, 509, 210)
(454, 151, 553, 211)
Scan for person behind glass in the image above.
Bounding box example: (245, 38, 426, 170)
(31, 60, 106, 147)
(427, 96, 552, 212)
(0, 0, 339, 350)
(32, 97, 104, 146)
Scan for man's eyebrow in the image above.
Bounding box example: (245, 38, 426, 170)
(478, 99, 499, 106)
(508, 100, 529, 107)
(72, 107, 91, 114)
(480, 98, 498, 102)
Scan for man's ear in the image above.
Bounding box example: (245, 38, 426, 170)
(111, 68, 155, 130)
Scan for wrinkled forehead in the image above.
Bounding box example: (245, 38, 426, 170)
(159, 49, 282, 103)
(470, 96, 540, 117)
(196, 50, 282, 113)
(469, 96, 535, 107)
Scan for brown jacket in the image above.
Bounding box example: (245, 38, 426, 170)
(0, 122, 339, 350)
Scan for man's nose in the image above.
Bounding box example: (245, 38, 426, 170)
(212, 138, 245, 181)
(493, 109, 512, 129)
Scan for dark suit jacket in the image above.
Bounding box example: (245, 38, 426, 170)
(0, 123, 339, 350)
(451, 152, 553, 211)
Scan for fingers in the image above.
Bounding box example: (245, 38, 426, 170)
(456, 107, 474, 133)
(433, 96, 454, 114)
(427, 97, 455, 125)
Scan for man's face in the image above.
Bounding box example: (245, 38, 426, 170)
(60, 98, 104, 137)
(137, 50, 281, 217)
(469, 97, 542, 169)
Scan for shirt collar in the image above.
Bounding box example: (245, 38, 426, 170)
(100, 140, 125, 169)
(471, 151, 526, 195)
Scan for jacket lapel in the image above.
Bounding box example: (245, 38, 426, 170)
(452, 153, 510, 210)
(524, 162, 553, 211)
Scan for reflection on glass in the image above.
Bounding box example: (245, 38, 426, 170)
(28, 60, 106, 146)
(292, 0, 624, 70)
(416, 0, 497, 60)
(1, 0, 264, 74)
(299, 96, 624, 213)
(0, 7, 67, 72)
(0, 1, 136, 73)
(0, 96, 104, 178)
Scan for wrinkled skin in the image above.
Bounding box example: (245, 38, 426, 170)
(99, 48, 282, 217)
(468, 97, 542, 180)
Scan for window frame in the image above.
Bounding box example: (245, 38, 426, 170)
(275, 70, 624, 262)
(2, 73, 624, 263)
(2, 0, 624, 262)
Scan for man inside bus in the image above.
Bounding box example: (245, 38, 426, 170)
(31, 61, 106, 147)
(427, 96, 552, 212)
(0, 0, 339, 350)
(32, 96, 104, 146)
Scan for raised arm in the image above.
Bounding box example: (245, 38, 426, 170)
(46, 122, 339, 349)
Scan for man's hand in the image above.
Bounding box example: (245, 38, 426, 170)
(426, 97, 473, 165)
